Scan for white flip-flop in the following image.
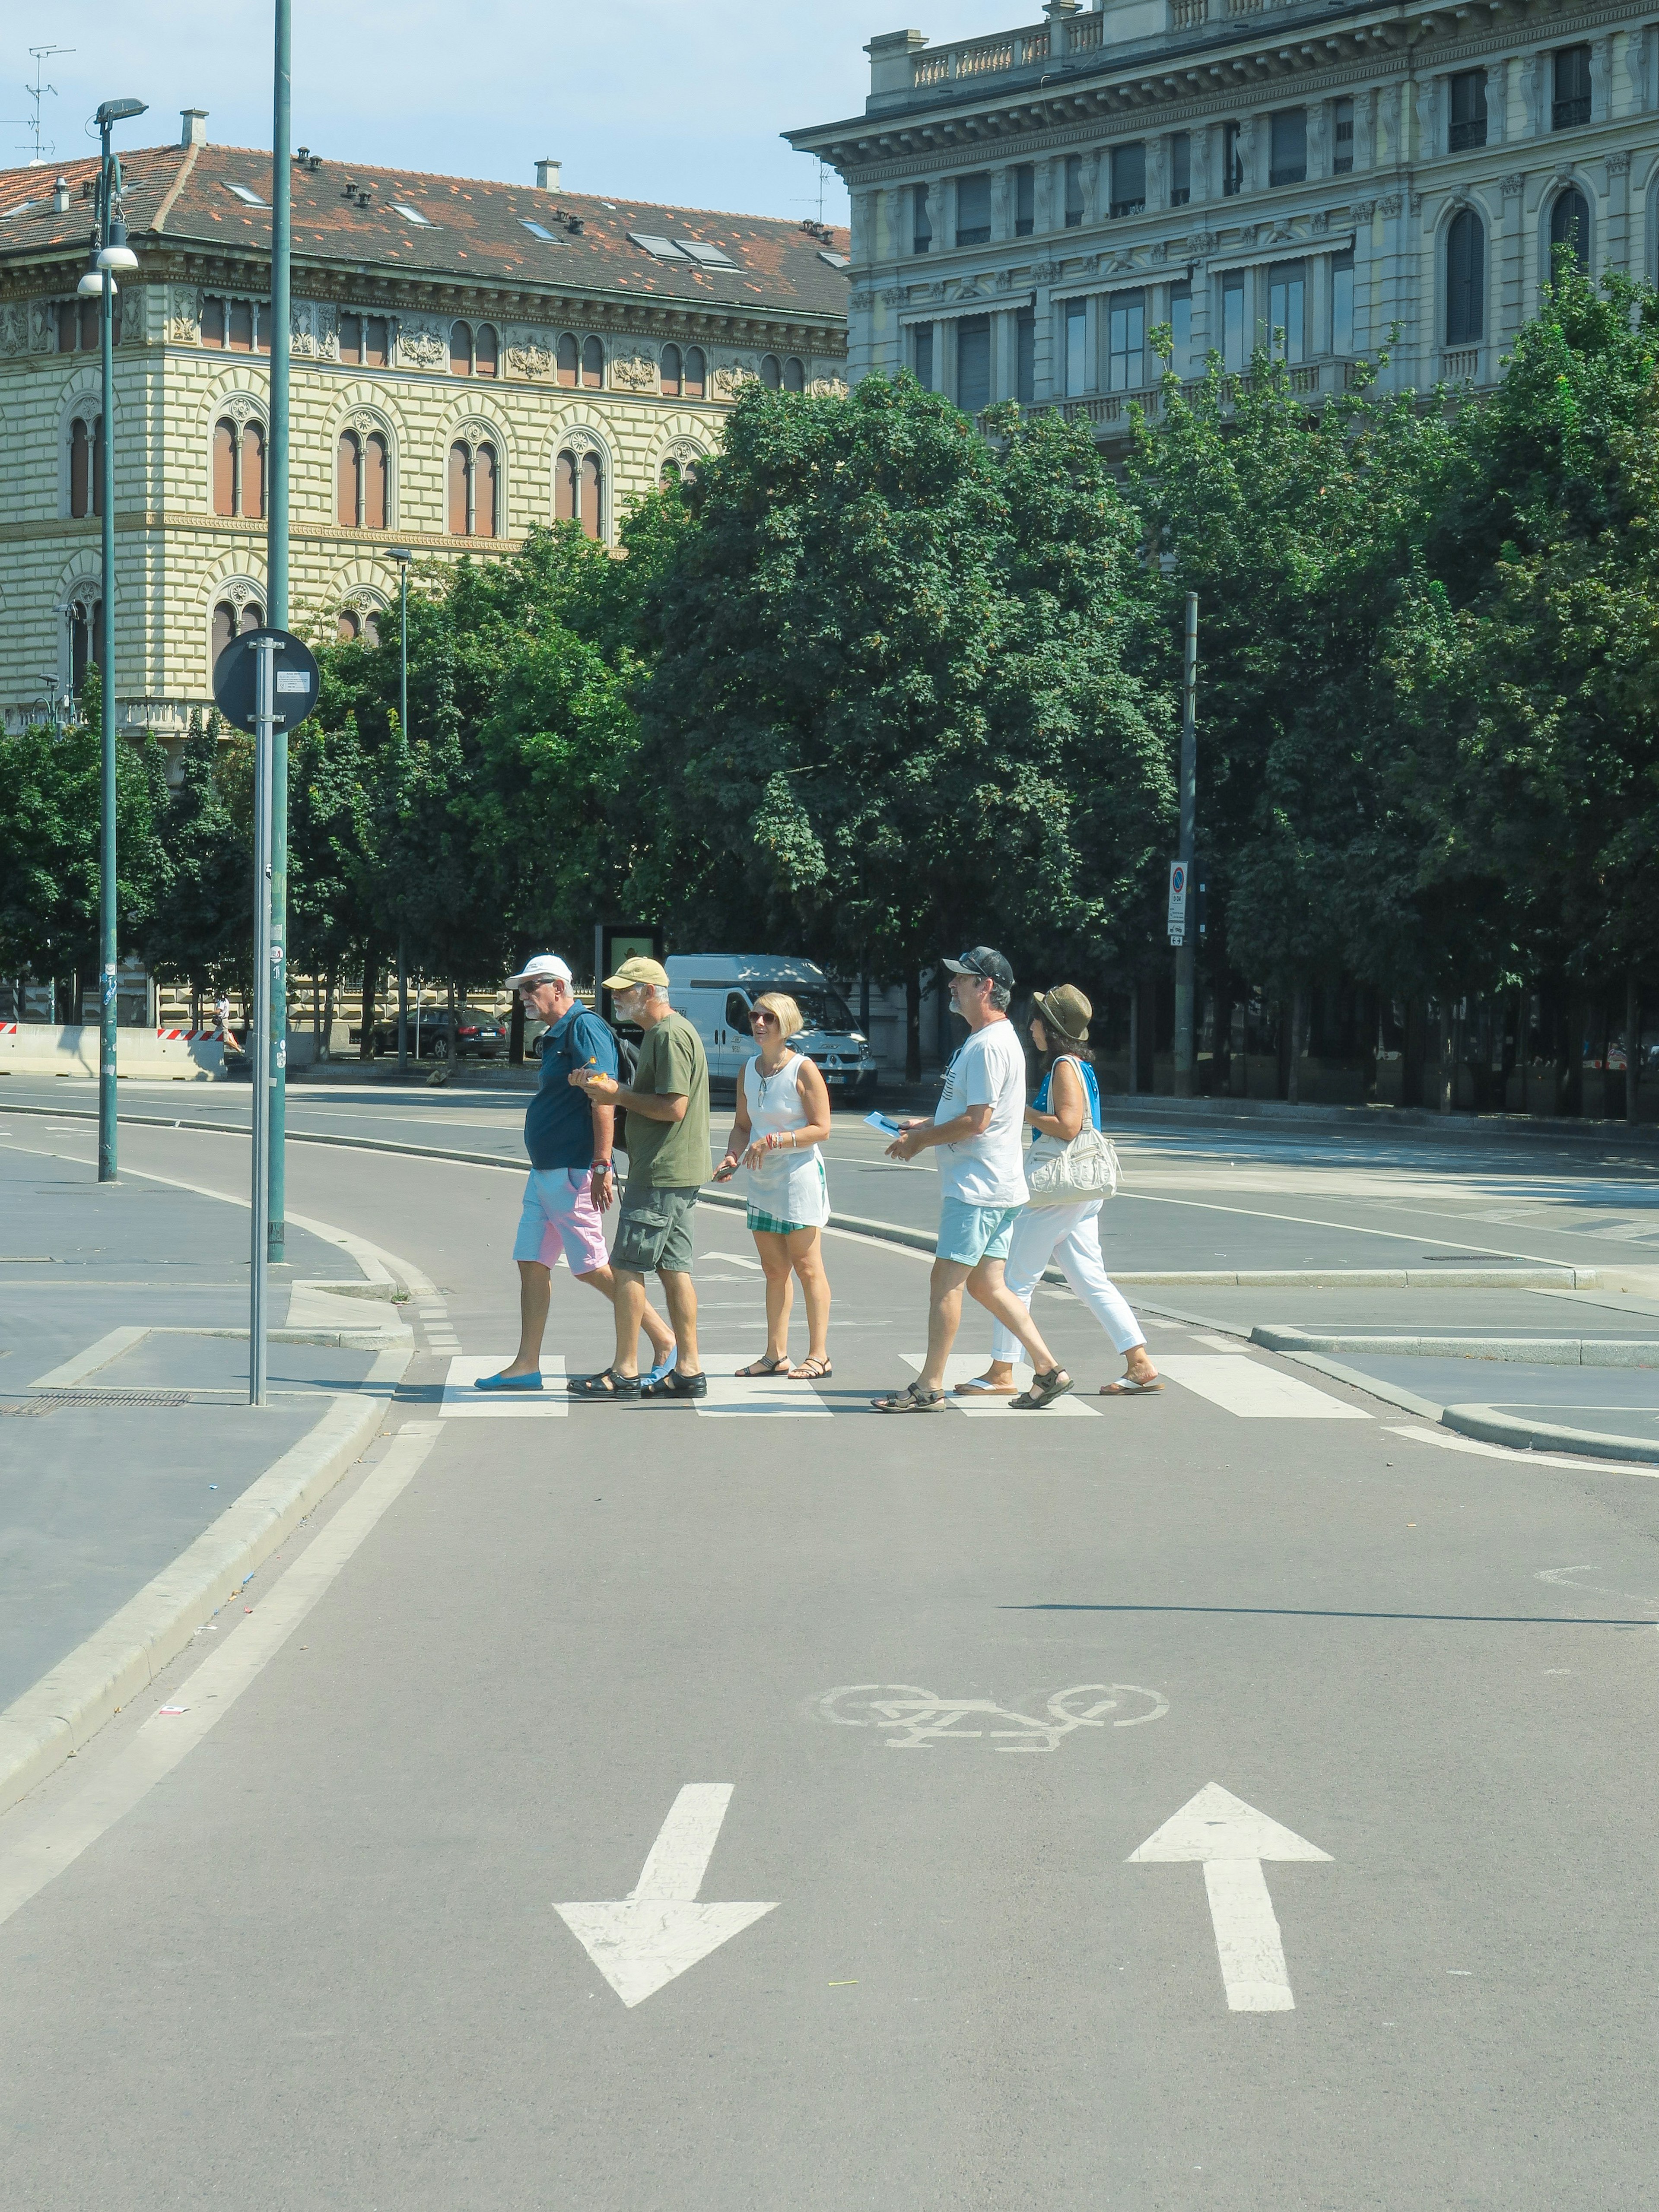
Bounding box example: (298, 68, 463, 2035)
(1101, 1374, 1163, 1396)
(953, 1376, 1018, 1396)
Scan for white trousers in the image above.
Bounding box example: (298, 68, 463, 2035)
(990, 1200, 1146, 1363)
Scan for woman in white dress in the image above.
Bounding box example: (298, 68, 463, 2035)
(715, 992, 834, 1379)
(960, 984, 1161, 1398)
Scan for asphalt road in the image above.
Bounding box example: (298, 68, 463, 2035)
(1, 1116, 1656, 2207)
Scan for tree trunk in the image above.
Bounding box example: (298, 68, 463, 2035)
(359, 945, 379, 1060)
(311, 971, 321, 1053)
(509, 993, 525, 1066)
(446, 974, 459, 1078)
(322, 966, 337, 1064)
(1286, 984, 1306, 1104)
(859, 968, 871, 1036)
(1627, 973, 1643, 1125)
(904, 967, 921, 1082)
(1403, 997, 1425, 1108)
(1128, 984, 1140, 1095)
(1211, 958, 1234, 1100)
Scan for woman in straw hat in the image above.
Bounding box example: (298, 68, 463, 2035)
(958, 984, 1161, 1399)
(715, 991, 835, 1380)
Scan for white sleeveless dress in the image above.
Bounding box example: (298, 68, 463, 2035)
(742, 1053, 830, 1232)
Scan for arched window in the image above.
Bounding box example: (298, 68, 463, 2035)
(475, 324, 498, 378)
(337, 609, 361, 642)
(363, 431, 388, 528)
(760, 354, 782, 390)
(1446, 209, 1485, 344)
(339, 313, 362, 366)
(1550, 187, 1590, 271)
(202, 298, 226, 348)
(555, 446, 603, 540)
(213, 420, 236, 516)
(556, 333, 578, 388)
(242, 421, 265, 519)
(211, 597, 263, 670)
(581, 335, 603, 388)
(337, 432, 361, 527)
(228, 300, 254, 353)
(783, 356, 805, 393)
(683, 346, 706, 399)
(448, 441, 498, 536)
(69, 414, 103, 519)
(660, 459, 681, 489)
(450, 321, 473, 375)
(363, 610, 382, 647)
(661, 343, 683, 396)
(70, 597, 101, 694)
(212, 416, 265, 517)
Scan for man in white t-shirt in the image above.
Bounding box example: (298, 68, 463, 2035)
(873, 946, 1073, 1412)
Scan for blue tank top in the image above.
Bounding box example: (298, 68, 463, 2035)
(1033, 1054, 1101, 1130)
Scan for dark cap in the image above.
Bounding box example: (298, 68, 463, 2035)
(942, 945, 1015, 989)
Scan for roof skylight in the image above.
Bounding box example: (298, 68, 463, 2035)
(223, 182, 268, 207)
(391, 201, 436, 226)
(0, 199, 39, 221)
(521, 218, 557, 241)
(818, 249, 850, 269)
(628, 232, 686, 260)
(675, 238, 735, 267)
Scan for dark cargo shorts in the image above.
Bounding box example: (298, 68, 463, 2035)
(612, 1183, 699, 1274)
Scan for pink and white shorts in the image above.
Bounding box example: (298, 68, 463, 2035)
(512, 1168, 610, 1274)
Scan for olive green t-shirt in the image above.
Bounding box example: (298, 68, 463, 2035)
(623, 1008, 711, 1189)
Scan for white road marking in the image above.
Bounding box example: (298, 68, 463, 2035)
(1383, 1423, 1647, 1471)
(702, 1250, 765, 1270)
(28, 1326, 149, 1390)
(695, 1374, 832, 1417)
(899, 1352, 1100, 1416)
(1156, 1355, 1370, 1419)
(0, 1424, 441, 1930)
(1128, 1782, 1331, 2014)
(554, 1783, 777, 2008)
(1190, 1333, 1251, 1352)
(817, 1681, 1168, 1751)
(440, 1355, 567, 1416)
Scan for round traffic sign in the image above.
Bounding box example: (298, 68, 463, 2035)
(211, 627, 322, 733)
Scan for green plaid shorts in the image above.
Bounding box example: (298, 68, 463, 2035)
(746, 1203, 811, 1236)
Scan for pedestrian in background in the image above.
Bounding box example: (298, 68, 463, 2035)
(958, 985, 1160, 1399)
(716, 992, 834, 1380)
(569, 956, 711, 1401)
(872, 946, 1073, 1412)
(475, 954, 674, 1393)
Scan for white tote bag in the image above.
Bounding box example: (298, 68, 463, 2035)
(1024, 1055, 1120, 1206)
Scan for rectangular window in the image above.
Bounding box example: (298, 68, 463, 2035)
(957, 313, 991, 413)
(913, 322, 934, 390)
(339, 312, 362, 366)
(1170, 133, 1191, 208)
(1016, 305, 1035, 403)
(1063, 297, 1087, 394)
(1170, 281, 1192, 375)
(1269, 110, 1306, 188)
(1552, 44, 1591, 130)
(956, 173, 991, 248)
(1331, 249, 1354, 356)
(364, 316, 389, 368)
(1333, 98, 1354, 175)
(1267, 260, 1305, 362)
(1223, 122, 1244, 198)
(1449, 71, 1487, 151)
(1065, 154, 1085, 228)
(1107, 289, 1144, 392)
(1222, 272, 1246, 372)
(913, 182, 932, 254)
(1110, 143, 1146, 219)
(1014, 163, 1034, 237)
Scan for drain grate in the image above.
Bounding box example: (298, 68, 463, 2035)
(38, 1389, 193, 1406)
(0, 1400, 52, 1417)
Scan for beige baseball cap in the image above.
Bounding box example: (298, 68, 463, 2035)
(602, 955, 670, 991)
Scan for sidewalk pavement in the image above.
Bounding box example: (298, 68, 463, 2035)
(0, 1144, 410, 1812)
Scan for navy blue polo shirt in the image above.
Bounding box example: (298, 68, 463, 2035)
(524, 1005, 617, 1170)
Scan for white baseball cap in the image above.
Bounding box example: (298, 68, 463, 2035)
(505, 952, 574, 990)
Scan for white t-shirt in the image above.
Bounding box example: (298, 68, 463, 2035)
(933, 1019, 1029, 1207)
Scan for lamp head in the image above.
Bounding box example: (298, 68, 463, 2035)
(96, 98, 149, 128)
(76, 266, 111, 298)
(388, 547, 413, 565)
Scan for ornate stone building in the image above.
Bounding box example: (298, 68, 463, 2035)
(788, 0, 1656, 435)
(0, 115, 849, 734)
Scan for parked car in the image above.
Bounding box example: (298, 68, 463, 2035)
(365, 1010, 507, 1059)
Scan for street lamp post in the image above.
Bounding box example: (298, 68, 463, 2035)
(389, 546, 412, 1073)
(1172, 591, 1199, 1098)
(267, 0, 292, 1263)
(78, 95, 146, 1184)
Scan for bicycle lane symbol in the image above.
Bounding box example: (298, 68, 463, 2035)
(816, 1683, 1169, 1752)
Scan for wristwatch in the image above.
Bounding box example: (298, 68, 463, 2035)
(591, 1159, 613, 1172)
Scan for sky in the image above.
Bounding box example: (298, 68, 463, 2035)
(6, 0, 1040, 222)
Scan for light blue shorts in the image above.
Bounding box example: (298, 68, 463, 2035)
(937, 1198, 1020, 1267)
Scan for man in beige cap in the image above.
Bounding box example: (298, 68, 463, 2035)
(567, 957, 711, 1400)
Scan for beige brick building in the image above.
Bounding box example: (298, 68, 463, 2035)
(0, 114, 849, 736)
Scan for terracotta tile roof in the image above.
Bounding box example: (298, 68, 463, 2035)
(0, 143, 851, 324)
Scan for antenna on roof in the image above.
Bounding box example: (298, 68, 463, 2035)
(15, 46, 73, 165)
(790, 156, 836, 230)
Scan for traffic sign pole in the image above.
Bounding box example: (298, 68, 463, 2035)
(267, 0, 292, 1265)
(1173, 592, 1198, 1099)
(250, 637, 276, 1408)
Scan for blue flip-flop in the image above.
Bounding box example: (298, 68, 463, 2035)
(473, 1369, 544, 1392)
(642, 1355, 676, 1390)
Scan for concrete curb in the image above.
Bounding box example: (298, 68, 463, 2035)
(1441, 1404, 1659, 1466)
(1252, 1327, 1659, 1366)
(0, 1361, 407, 1818)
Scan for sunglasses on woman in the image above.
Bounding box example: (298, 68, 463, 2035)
(750, 1009, 776, 1027)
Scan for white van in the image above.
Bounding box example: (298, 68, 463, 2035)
(664, 955, 878, 1098)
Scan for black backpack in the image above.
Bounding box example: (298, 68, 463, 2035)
(559, 1015, 639, 1158)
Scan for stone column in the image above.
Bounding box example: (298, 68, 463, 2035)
(1414, 77, 1438, 166)
(1351, 199, 1378, 360)
(1308, 100, 1329, 182)
(1032, 266, 1058, 400)
(1354, 87, 1376, 174)
(1591, 36, 1612, 124)
(1606, 147, 1633, 274)
(1310, 250, 1332, 359)
(993, 306, 1018, 400)
(1499, 171, 1527, 343)
(991, 167, 1011, 244)
(1485, 60, 1506, 147)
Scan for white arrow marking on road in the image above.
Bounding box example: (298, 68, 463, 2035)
(554, 1784, 777, 2008)
(1128, 1783, 1331, 2013)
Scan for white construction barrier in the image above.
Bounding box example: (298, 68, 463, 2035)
(0, 1023, 317, 1081)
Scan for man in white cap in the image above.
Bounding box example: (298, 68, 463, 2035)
(475, 954, 674, 1391)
